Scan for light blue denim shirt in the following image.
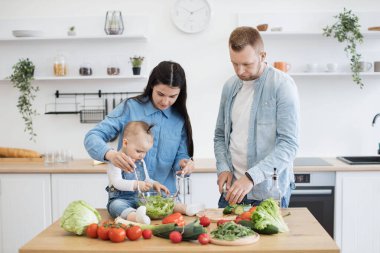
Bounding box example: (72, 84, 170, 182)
(214, 65, 300, 204)
(84, 98, 190, 193)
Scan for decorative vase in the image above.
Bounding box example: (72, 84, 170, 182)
(132, 67, 141, 75)
(104, 11, 124, 35)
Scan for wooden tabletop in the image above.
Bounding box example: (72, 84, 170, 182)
(20, 208, 339, 253)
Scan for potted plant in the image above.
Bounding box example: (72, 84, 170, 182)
(67, 26, 76, 36)
(7, 58, 39, 141)
(323, 8, 364, 88)
(130, 56, 144, 75)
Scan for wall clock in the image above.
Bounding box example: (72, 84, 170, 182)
(171, 0, 211, 34)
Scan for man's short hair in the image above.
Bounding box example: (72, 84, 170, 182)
(229, 26, 264, 52)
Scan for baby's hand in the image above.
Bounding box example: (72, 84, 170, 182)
(153, 182, 170, 195)
(137, 181, 153, 192)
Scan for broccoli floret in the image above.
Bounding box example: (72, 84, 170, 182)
(252, 198, 289, 233)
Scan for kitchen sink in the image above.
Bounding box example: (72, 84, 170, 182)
(337, 156, 380, 165)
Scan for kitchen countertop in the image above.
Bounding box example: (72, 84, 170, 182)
(1, 157, 380, 174)
(19, 208, 339, 253)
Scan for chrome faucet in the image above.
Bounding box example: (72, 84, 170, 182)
(372, 113, 380, 127)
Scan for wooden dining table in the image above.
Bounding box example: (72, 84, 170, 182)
(19, 208, 339, 253)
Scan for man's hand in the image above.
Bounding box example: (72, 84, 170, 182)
(224, 175, 254, 205)
(153, 182, 170, 195)
(105, 150, 136, 172)
(217, 171, 233, 194)
(177, 158, 194, 175)
(136, 181, 153, 192)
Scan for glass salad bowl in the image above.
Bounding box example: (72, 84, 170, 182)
(138, 191, 175, 219)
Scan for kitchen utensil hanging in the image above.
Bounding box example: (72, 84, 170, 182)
(79, 94, 105, 123)
(45, 90, 141, 124)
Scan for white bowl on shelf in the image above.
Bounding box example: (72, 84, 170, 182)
(12, 30, 43, 37)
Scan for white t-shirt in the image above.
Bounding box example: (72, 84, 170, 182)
(230, 80, 256, 180)
(107, 159, 154, 191)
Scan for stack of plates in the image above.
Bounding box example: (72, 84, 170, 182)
(12, 30, 43, 37)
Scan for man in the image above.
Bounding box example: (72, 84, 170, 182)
(214, 26, 299, 208)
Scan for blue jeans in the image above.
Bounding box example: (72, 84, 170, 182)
(107, 198, 139, 219)
(106, 186, 139, 218)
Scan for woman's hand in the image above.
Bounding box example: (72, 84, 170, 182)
(152, 182, 170, 196)
(105, 150, 136, 173)
(177, 158, 194, 175)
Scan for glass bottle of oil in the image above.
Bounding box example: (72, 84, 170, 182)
(269, 168, 282, 207)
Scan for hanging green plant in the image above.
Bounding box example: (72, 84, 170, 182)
(323, 8, 364, 88)
(8, 58, 39, 141)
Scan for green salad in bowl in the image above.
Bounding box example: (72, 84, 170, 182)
(138, 192, 175, 219)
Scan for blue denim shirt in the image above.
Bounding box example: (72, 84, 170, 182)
(84, 98, 190, 193)
(214, 65, 300, 203)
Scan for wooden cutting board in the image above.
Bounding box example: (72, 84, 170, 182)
(210, 233, 260, 246)
(196, 208, 236, 222)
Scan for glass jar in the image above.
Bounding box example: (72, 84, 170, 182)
(79, 62, 93, 76)
(176, 175, 192, 205)
(53, 54, 67, 76)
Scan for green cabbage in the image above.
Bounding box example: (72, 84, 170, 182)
(60, 200, 101, 235)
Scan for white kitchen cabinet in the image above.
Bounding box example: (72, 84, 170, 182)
(191, 173, 219, 208)
(335, 171, 380, 253)
(0, 174, 51, 253)
(51, 174, 108, 221)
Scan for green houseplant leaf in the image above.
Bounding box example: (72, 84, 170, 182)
(130, 56, 144, 67)
(323, 8, 364, 88)
(7, 58, 39, 141)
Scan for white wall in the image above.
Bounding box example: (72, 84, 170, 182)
(1, 0, 380, 159)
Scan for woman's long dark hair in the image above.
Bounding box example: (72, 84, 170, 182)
(132, 61, 193, 157)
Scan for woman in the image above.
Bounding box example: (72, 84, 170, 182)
(84, 61, 194, 194)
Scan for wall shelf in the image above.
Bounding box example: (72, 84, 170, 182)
(1, 75, 148, 82)
(259, 31, 380, 39)
(0, 34, 148, 42)
(290, 72, 380, 77)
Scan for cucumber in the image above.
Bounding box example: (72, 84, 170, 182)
(233, 205, 245, 215)
(154, 220, 206, 241)
(238, 220, 255, 230)
(223, 205, 234, 214)
(254, 224, 279, 235)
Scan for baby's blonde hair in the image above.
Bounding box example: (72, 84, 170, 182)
(123, 121, 154, 143)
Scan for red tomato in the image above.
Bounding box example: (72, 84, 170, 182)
(126, 226, 142, 241)
(86, 223, 98, 238)
(97, 224, 110, 240)
(216, 219, 230, 226)
(109, 227, 126, 243)
(169, 231, 182, 243)
(198, 233, 210, 245)
(142, 229, 153, 239)
(199, 216, 211, 227)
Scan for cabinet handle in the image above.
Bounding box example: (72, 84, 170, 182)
(292, 189, 332, 195)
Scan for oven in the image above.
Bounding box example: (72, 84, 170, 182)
(289, 172, 335, 238)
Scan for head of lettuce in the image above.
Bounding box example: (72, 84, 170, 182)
(60, 200, 101, 235)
